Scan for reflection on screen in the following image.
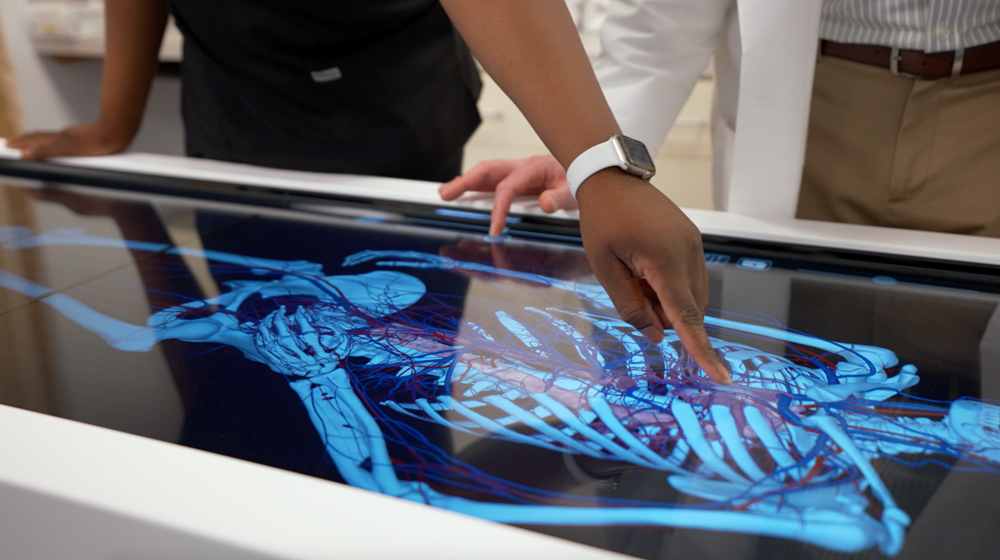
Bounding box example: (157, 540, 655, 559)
(2, 225, 998, 557)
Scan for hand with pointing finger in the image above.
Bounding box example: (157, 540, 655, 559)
(577, 169, 731, 385)
(439, 155, 577, 237)
(438, 158, 728, 384)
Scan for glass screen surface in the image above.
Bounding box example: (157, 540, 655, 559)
(621, 135, 655, 170)
(1, 177, 998, 560)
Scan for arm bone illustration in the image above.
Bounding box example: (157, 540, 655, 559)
(4, 230, 999, 557)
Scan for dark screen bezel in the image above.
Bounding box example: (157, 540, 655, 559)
(2, 158, 998, 293)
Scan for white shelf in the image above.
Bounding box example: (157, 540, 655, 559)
(27, 1, 183, 62)
(31, 23, 183, 62)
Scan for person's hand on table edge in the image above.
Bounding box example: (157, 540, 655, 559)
(438, 154, 577, 237)
(576, 168, 732, 385)
(7, 122, 133, 161)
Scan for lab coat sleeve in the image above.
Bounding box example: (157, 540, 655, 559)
(595, 0, 735, 153)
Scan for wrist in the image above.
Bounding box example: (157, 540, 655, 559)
(567, 134, 656, 201)
(576, 168, 658, 207)
(85, 119, 137, 151)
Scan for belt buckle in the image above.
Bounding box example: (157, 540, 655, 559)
(890, 47, 918, 78)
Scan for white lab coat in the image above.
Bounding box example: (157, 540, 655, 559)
(595, 0, 823, 218)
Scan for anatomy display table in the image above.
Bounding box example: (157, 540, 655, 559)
(0, 154, 998, 560)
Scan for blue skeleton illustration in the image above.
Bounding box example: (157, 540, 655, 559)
(2, 225, 999, 557)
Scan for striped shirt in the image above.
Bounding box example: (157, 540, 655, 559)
(821, 0, 1000, 52)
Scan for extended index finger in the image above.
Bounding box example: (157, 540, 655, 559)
(644, 267, 731, 385)
(488, 159, 555, 236)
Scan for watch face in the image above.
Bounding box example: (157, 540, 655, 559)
(620, 135, 655, 171)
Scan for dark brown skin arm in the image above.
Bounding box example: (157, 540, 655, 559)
(8, 0, 168, 159)
(439, 0, 730, 383)
(441, 1, 615, 167)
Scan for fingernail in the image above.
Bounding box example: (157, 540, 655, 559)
(715, 362, 733, 385)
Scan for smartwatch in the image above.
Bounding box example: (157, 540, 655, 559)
(566, 134, 656, 200)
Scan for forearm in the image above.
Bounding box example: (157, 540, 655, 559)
(440, 1, 728, 384)
(439, 0, 620, 168)
(98, 0, 169, 143)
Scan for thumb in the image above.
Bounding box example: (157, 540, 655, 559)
(539, 187, 578, 214)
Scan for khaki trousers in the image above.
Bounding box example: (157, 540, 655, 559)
(797, 54, 1000, 237)
(0, 12, 23, 138)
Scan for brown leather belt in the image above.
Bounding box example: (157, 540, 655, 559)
(820, 39, 1000, 78)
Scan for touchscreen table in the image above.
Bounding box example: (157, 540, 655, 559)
(0, 170, 998, 560)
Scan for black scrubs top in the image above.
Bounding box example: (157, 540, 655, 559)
(167, 0, 482, 182)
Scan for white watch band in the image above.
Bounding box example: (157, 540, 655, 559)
(566, 137, 627, 201)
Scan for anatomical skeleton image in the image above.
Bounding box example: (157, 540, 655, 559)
(1, 226, 998, 557)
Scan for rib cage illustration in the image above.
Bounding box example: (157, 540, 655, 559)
(330, 300, 921, 554)
(2, 231, 998, 557)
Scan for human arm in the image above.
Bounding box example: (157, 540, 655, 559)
(7, 0, 168, 159)
(438, 0, 730, 383)
(439, 0, 733, 241)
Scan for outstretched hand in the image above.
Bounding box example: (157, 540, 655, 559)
(439, 155, 577, 236)
(577, 169, 731, 385)
(255, 306, 346, 377)
(7, 122, 132, 161)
